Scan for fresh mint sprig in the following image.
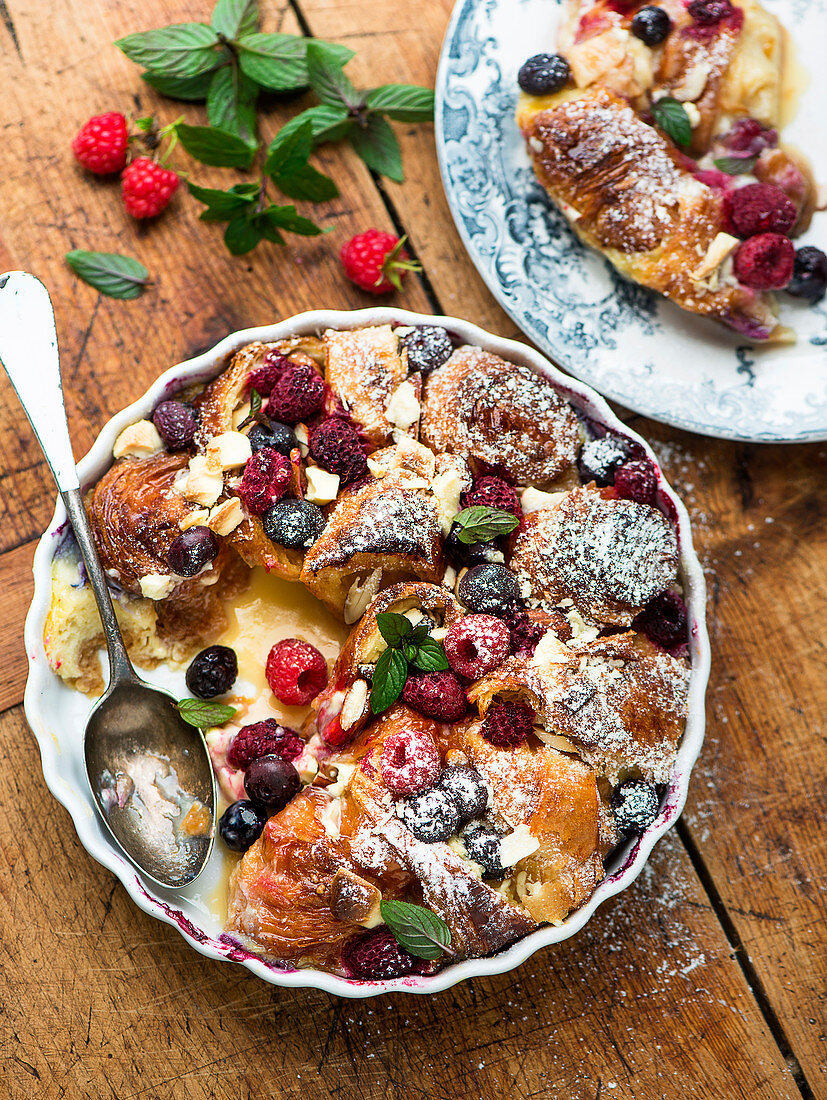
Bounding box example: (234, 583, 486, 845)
(712, 154, 759, 176)
(651, 97, 692, 149)
(379, 899, 454, 960)
(369, 612, 449, 715)
(453, 506, 519, 545)
(64, 251, 150, 300)
(176, 698, 237, 728)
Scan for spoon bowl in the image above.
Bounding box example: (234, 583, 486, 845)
(0, 271, 216, 888)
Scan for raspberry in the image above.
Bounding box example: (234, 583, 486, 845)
(121, 156, 179, 219)
(613, 459, 658, 505)
(505, 611, 546, 658)
(444, 615, 510, 680)
(236, 449, 291, 514)
(633, 591, 688, 651)
(724, 183, 796, 239)
(340, 229, 419, 294)
(481, 701, 534, 748)
(249, 350, 292, 396)
(267, 363, 325, 423)
(721, 118, 777, 156)
(733, 233, 795, 290)
(266, 638, 328, 706)
(309, 418, 368, 485)
(461, 476, 522, 519)
(402, 671, 468, 723)
(343, 928, 417, 980)
(226, 719, 305, 770)
(379, 728, 441, 797)
(72, 112, 128, 175)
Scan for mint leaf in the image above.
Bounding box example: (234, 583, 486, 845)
(262, 205, 323, 237)
(207, 65, 258, 143)
(65, 251, 149, 300)
(264, 120, 338, 202)
(224, 214, 264, 254)
(350, 115, 403, 181)
(453, 506, 519, 544)
(176, 698, 237, 728)
(379, 900, 453, 960)
(712, 154, 759, 176)
(370, 646, 408, 715)
(306, 40, 361, 108)
(116, 23, 223, 78)
(141, 69, 215, 101)
(175, 122, 256, 167)
(365, 84, 435, 122)
(275, 105, 354, 148)
(409, 637, 449, 673)
(211, 0, 259, 39)
(375, 611, 414, 647)
(652, 97, 691, 148)
(236, 32, 311, 91)
(188, 180, 260, 220)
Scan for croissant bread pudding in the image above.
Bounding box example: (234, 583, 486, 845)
(515, 0, 826, 341)
(45, 321, 695, 983)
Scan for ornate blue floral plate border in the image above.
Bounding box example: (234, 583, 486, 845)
(435, 0, 827, 441)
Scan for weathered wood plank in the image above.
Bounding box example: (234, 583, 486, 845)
(0, 704, 802, 1100)
(0, 540, 34, 714)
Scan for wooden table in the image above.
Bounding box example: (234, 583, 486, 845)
(1, 2, 824, 1097)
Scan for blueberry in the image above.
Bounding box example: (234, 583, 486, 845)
(218, 799, 268, 852)
(786, 246, 827, 302)
(244, 755, 301, 812)
(167, 525, 219, 577)
(262, 499, 325, 549)
(400, 326, 453, 375)
(457, 564, 519, 615)
(152, 401, 198, 450)
(399, 787, 462, 843)
(578, 434, 633, 487)
(462, 824, 508, 879)
(446, 527, 505, 568)
(438, 765, 489, 823)
(185, 645, 238, 699)
(517, 53, 571, 96)
(630, 6, 672, 45)
(611, 780, 660, 838)
(248, 419, 298, 456)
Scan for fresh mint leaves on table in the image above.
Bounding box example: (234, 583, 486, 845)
(651, 97, 692, 148)
(176, 698, 237, 728)
(379, 899, 455, 960)
(64, 251, 150, 299)
(113, 0, 434, 254)
(453, 506, 519, 545)
(370, 612, 449, 715)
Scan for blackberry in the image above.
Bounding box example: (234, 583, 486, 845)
(438, 765, 489, 823)
(400, 326, 453, 374)
(462, 824, 507, 878)
(343, 928, 417, 980)
(630, 6, 672, 45)
(517, 53, 571, 96)
(399, 787, 462, 843)
(218, 800, 268, 853)
(634, 591, 688, 650)
(446, 527, 504, 568)
(247, 419, 298, 456)
(578, 434, 632, 486)
(185, 645, 238, 699)
(457, 563, 519, 615)
(611, 780, 660, 838)
(262, 499, 325, 549)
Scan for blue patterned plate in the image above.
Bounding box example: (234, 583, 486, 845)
(435, 0, 827, 441)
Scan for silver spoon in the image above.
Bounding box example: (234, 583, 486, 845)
(0, 271, 216, 888)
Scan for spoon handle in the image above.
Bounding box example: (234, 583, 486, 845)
(0, 271, 136, 685)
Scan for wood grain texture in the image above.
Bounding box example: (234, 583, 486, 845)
(0, 0, 825, 1097)
(0, 706, 802, 1100)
